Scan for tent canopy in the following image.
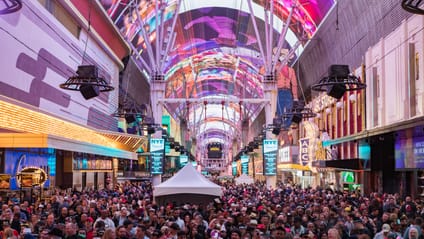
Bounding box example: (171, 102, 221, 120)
(235, 174, 254, 185)
(154, 163, 222, 205)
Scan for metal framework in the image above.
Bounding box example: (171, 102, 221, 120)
(402, 0, 424, 15)
(0, 0, 22, 15)
(311, 75, 366, 92)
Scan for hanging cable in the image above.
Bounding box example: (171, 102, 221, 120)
(221, 100, 225, 120)
(81, 0, 92, 65)
(203, 101, 208, 121)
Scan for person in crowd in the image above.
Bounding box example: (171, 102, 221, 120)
(94, 209, 116, 231)
(373, 223, 391, 239)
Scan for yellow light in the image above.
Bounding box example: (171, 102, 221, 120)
(0, 100, 130, 150)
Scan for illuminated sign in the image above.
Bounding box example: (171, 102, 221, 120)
(299, 138, 309, 166)
(232, 162, 237, 176)
(179, 155, 188, 168)
(279, 147, 291, 163)
(263, 139, 278, 175)
(150, 138, 165, 175)
(241, 155, 249, 175)
(17, 167, 48, 187)
(0, 174, 11, 190)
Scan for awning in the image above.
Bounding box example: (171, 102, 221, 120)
(0, 97, 147, 159)
(0, 133, 138, 160)
(324, 158, 368, 171)
(323, 116, 424, 147)
(277, 163, 310, 171)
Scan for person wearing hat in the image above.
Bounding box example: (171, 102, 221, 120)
(374, 224, 392, 239)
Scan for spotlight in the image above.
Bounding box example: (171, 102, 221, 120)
(60, 65, 114, 100)
(291, 114, 303, 124)
(311, 64, 366, 99)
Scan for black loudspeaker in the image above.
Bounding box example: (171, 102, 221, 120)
(272, 127, 281, 135)
(147, 126, 156, 134)
(292, 114, 303, 124)
(264, 75, 275, 81)
(125, 115, 136, 124)
(80, 84, 100, 100)
(328, 65, 349, 78)
(77, 65, 98, 78)
(326, 83, 346, 99)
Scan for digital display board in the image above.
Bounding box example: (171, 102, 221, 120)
(263, 139, 278, 176)
(396, 135, 424, 169)
(150, 138, 165, 175)
(179, 155, 188, 168)
(241, 155, 249, 175)
(232, 162, 237, 176)
(5, 148, 56, 190)
(208, 142, 223, 158)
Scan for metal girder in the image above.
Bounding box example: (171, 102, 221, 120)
(247, 0, 267, 68)
(272, 3, 296, 72)
(158, 98, 269, 104)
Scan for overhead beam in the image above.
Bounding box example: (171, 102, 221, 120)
(159, 98, 270, 104)
(247, 0, 267, 68)
(136, 7, 157, 73)
(272, 3, 295, 73)
(160, 0, 182, 72)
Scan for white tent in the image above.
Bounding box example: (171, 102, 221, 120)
(235, 174, 254, 185)
(153, 163, 222, 206)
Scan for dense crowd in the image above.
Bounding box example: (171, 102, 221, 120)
(0, 180, 423, 239)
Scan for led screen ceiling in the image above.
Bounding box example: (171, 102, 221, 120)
(101, 0, 335, 149)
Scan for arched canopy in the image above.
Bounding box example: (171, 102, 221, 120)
(101, 0, 335, 160)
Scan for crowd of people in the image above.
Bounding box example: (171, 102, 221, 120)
(0, 180, 423, 239)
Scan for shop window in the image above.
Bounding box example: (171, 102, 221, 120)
(38, 0, 81, 38)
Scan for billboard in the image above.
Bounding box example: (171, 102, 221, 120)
(263, 139, 278, 176)
(150, 138, 165, 175)
(240, 155, 249, 175)
(5, 149, 55, 190)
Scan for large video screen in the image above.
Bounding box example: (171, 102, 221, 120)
(395, 135, 424, 169)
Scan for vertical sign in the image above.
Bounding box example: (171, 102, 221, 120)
(150, 138, 165, 175)
(263, 139, 278, 175)
(232, 162, 237, 176)
(179, 155, 188, 168)
(241, 155, 249, 175)
(299, 138, 309, 166)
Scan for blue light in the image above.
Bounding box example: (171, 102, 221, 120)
(358, 142, 371, 160)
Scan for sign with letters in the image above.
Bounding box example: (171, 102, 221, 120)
(150, 138, 165, 175)
(240, 155, 249, 175)
(179, 155, 188, 168)
(232, 162, 237, 176)
(299, 138, 310, 166)
(263, 139, 278, 175)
